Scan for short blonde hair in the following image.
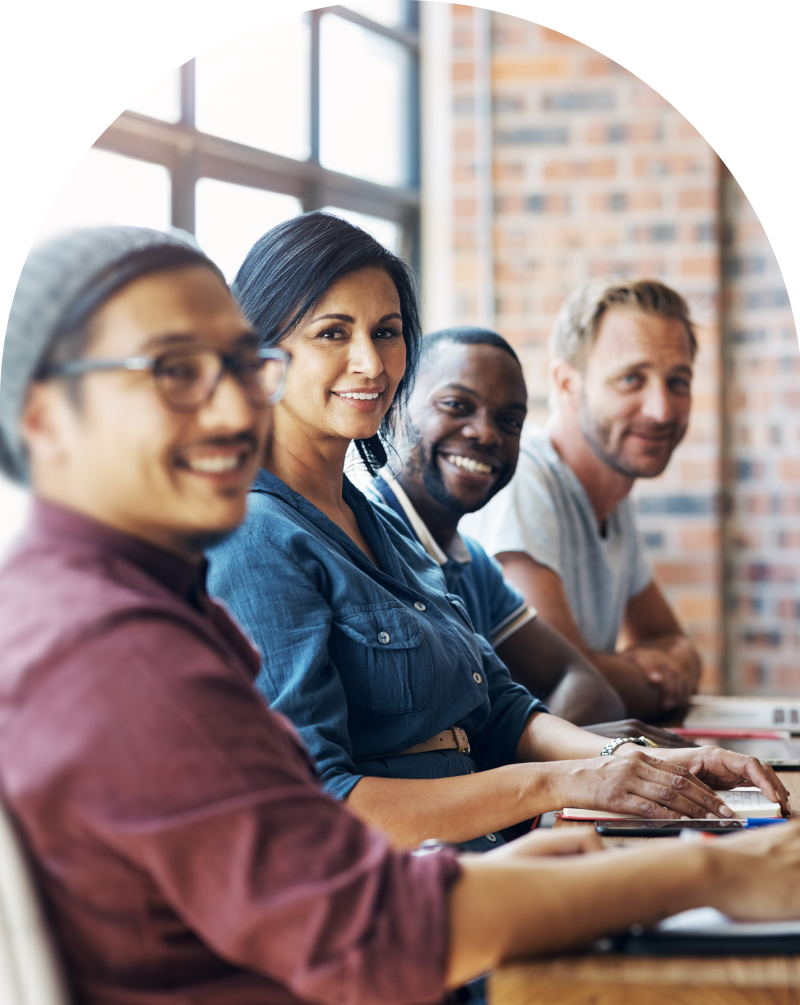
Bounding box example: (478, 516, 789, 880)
(550, 276, 697, 369)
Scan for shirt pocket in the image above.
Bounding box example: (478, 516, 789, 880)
(331, 604, 432, 717)
(445, 593, 476, 634)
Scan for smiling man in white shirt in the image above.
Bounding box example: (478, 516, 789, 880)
(462, 277, 702, 722)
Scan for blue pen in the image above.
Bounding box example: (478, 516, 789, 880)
(744, 817, 788, 828)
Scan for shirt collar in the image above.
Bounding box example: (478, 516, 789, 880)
(380, 478, 471, 566)
(250, 466, 406, 582)
(29, 498, 204, 604)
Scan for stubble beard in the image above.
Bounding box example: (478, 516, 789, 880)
(577, 391, 687, 480)
(408, 441, 509, 517)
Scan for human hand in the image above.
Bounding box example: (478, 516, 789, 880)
(708, 822, 800, 921)
(487, 826, 604, 861)
(655, 746, 790, 815)
(550, 748, 743, 820)
(625, 646, 691, 712)
(581, 719, 691, 748)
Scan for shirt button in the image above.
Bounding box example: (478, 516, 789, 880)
(378, 631, 391, 645)
(414, 601, 427, 612)
(473, 672, 482, 684)
(486, 833, 497, 843)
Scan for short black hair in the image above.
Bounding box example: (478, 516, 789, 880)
(422, 325, 520, 366)
(233, 212, 422, 474)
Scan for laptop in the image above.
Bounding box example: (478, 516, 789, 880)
(684, 696, 800, 732)
(692, 736, 800, 768)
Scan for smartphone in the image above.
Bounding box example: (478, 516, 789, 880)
(596, 819, 744, 837)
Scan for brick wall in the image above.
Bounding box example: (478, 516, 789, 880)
(447, 6, 794, 693)
(722, 169, 800, 694)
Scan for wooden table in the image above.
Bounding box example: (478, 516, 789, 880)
(489, 772, 800, 1005)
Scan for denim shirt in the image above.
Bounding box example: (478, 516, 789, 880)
(208, 468, 544, 810)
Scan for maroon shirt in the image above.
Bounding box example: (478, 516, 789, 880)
(0, 501, 460, 1005)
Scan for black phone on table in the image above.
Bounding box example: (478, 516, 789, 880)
(596, 819, 744, 837)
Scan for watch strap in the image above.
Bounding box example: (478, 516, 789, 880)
(600, 736, 658, 757)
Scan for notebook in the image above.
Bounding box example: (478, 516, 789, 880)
(684, 696, 800, 732)
(562, 787, 781, 820)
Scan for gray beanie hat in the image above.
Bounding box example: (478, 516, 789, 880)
(0, 226, 218, 484)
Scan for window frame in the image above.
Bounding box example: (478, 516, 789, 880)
(94, 3, 420, 261)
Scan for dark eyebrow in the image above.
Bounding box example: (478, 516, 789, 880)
(437, 383, 527, 409)
(309, 312, 403, 325)
(311, 313, 354, 323)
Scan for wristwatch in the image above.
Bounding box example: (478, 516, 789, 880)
(600, 736, 658, 757)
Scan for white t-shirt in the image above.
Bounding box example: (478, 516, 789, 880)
(459, 424, 652, 653)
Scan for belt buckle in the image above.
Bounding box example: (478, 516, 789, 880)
(451, 726, 471, 755)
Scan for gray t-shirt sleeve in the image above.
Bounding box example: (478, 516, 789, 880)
(459, 448, 563, 579)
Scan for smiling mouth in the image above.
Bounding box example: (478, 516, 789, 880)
(183, 455, 244, 474)
(442, 454, 495, 475)
(333, 391, 382, 400)
(175, 437, 257, 478)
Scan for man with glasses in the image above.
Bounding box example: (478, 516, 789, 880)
(1, 227, 798, 1005)
(0, 226, 463, 1005)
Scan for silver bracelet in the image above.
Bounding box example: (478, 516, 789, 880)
(600, 736, 658, 757)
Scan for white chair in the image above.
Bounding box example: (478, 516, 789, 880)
(0, 798, 71, 1005)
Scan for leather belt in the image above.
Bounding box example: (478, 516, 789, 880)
(354, 727, 471, 763)
(400, 726, 471, 756)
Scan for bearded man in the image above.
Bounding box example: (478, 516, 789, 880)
(462, 278, 702, 721)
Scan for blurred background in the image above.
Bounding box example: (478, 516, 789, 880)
(6, 2, 798, 697)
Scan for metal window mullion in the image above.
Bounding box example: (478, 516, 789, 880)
(172, 60, 197, 233)
(304, 9, 324, 211)
(321, 5, 418, 50)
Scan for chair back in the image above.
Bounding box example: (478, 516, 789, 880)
(0, 798, 71, 1005)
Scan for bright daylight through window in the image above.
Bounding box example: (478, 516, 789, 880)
(3, 3, 420, 559)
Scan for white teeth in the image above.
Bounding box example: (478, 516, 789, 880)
(186, 455, 241, 474)
(337, 392, 380, 400)
(448, 455, 493, 475)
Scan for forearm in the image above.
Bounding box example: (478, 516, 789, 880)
(516, 710, 611, 761)
(542, 666, 626, 725)
(447, 842, 714, 986)
(345, 762, 570, 849)
(498, 618, 626, 725)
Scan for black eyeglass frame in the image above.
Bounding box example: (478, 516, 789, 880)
(43, 345, 291, 412)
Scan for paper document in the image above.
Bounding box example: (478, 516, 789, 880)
(562, 787, 781, 820)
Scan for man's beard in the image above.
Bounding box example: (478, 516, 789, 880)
(578, 390, 687, 479)
(409, 441, 510, 517)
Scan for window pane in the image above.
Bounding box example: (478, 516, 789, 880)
(341, 1, 406, 27)
(195, 16, 310, 161)
(322, 207, 400, 253)
(35, 148, 171, 244)
(320, 14, 409, 187)
(195, 179, 301, 281)
(127, 68, 181, 122)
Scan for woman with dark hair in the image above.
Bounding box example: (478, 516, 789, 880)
(208, 212, 780, 852)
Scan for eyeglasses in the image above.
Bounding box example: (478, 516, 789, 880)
(44, 344, 291, 412)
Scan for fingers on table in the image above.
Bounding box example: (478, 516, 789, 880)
(695, 750, 790, 811)
(623, 761, 733, 819)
